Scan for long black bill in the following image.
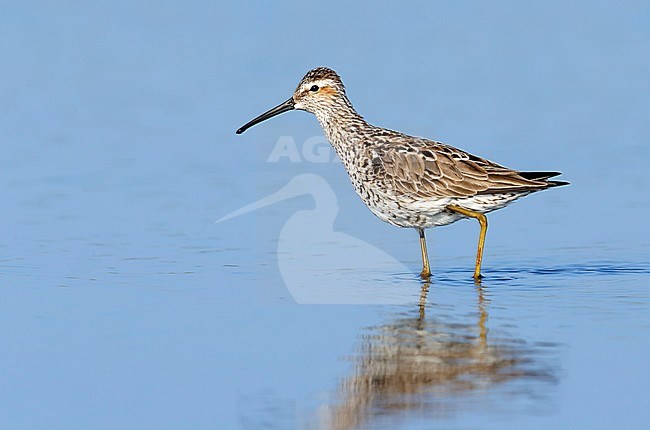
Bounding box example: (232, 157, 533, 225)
(236, 98, 295, 134)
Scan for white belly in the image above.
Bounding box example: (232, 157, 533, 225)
(364, 192, 528, 229)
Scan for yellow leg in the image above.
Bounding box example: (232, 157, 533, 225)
(447, 205, 488, 280)
(417, 228, 431, 279)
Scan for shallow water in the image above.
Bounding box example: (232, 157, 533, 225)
(2, 2, 650, 429)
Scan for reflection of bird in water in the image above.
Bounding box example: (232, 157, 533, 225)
(317, 283, 556, 430)
(218, 174, 414, 304)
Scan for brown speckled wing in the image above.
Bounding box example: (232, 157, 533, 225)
(374, 133, 549, 200)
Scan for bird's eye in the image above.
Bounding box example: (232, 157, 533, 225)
(310, 85, 319, 92)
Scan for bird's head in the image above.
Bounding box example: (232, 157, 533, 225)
(236, 67, 346, 134)
(292, 67, 346, 113)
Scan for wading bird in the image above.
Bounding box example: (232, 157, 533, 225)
(236, 68, 567, 280)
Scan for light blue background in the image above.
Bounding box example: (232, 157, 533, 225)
(1, 1, 649, 429)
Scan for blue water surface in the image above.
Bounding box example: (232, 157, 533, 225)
(1, 1, 649, 429)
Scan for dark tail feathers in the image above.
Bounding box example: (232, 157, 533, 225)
(519, 171, 569, 187)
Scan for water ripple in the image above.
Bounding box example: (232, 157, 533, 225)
(491, 262, 650, 277)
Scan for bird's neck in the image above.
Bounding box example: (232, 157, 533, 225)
(314, 96, 368, 153)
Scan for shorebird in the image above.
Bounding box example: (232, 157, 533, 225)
(236, 67, 568, 280)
